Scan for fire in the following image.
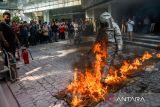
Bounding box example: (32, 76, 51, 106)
(141, 51, 152, 62)
(157, 53, 160, 58)
(66, 37, 155, 106)
(71, 96, 82, 107)
(133, 58, 141, 66)
(120, 52, 152, 76)
(106, 51, 153, 85)
(67, 37, 108, 107)
(105, 68, 127, 86)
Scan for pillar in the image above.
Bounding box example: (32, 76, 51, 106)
(43, 10, 50, 22)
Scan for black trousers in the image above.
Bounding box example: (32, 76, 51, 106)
(29, 35, 36, 45)
(60, 32, 65, 40)
(22, 37, 29, 47)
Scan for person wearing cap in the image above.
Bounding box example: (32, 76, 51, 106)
(97, 12, 123, 83)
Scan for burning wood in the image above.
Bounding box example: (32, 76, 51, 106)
(55, 38, 160, 107)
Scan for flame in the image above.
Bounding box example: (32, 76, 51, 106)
(141, 51, 152, 62)
(157, 53, 160, 58)
(67, 37, 155, 106)
(67, 37, 108, 107)
(105, 68, 127, 86)
(71, 96, 82, 107)
(106, 51, 153, 85)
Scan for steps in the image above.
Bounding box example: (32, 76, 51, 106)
(123, 34, 160, 49)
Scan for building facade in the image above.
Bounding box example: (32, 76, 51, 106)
(0, 0, 160, 33)
(82, 0, 160, 22)
(17, 0, 84, 23)
(81, 0, 160, 33)
(0, 0, 21, 21)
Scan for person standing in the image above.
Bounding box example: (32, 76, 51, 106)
(12, 21, 21, 44)
(42, 22, 49, 43)
(48, 22, 53, 43)
(127, 17, 135, 41)
(64, 22, 69, 40)
(120, 18, 126, 35)
(143, 17, 151, 34)
(29, 21, 37, 45)
(97, 12, 123, 83)
(51, 21, 58, 42)
(73, 22, 79, 38)
(19, 21, 29, 47)
(37, 21, 43, 44)
(67, 22, 74, 43)
(0, 12, 20, 81)
(59, 23, 65, 40)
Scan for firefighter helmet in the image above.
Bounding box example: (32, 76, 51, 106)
(99, 12, 112, 23)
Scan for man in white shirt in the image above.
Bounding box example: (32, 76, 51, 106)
(127, 17, 135, 41)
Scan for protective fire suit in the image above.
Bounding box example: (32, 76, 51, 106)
(100, 18, 123, 83)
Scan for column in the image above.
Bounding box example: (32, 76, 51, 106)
(43, 10, 50, 22)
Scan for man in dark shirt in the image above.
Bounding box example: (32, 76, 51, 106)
(0, 12, 20, 81)
(20, 22, 29, 47)
(30, 21, 37, 45)
(0, 12, 20, 64)
(51, 21, 58, 42)
(67, 22, 74, 43)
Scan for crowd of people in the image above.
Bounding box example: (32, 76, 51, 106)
(119, 16, 159, 41)
(11, 19, 87, 48)
(0, 11, 159, 82)
(0, 11, 90, 81)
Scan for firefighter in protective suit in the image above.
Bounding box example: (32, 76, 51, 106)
(96, 12, 123, 83)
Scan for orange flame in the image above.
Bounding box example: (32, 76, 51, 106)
(156, 53, 160, 58)
(141, 51, 152, 62)
(67, 37, 154, 106)
(71, 96, 82, 107)
(106, 51, 153, 85)
(67, 38, 108, 107)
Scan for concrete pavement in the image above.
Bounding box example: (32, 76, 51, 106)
(7, 38, 160, 107)
(8, 40, 92, 107)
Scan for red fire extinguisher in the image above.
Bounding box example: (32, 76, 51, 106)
(22, 48, 29, 64)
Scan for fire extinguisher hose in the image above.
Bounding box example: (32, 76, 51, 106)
(27, 49, 33, 60)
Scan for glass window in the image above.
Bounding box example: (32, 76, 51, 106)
(74, 0, 79, 5)
(23, 0, 81, 13)
(59, 4, 64, 8)
(53, 0, 59, 5)
(68, 2, 73, 6)
(58, 0, 62, 4)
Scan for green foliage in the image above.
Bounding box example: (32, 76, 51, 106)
(12, 16, 20, 23)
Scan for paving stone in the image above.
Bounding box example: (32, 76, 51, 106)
(20, 102, 35, 107)
(35, 100, 50, 107)
(12, 41, 84, 107)
(7, 40, 160, 107)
